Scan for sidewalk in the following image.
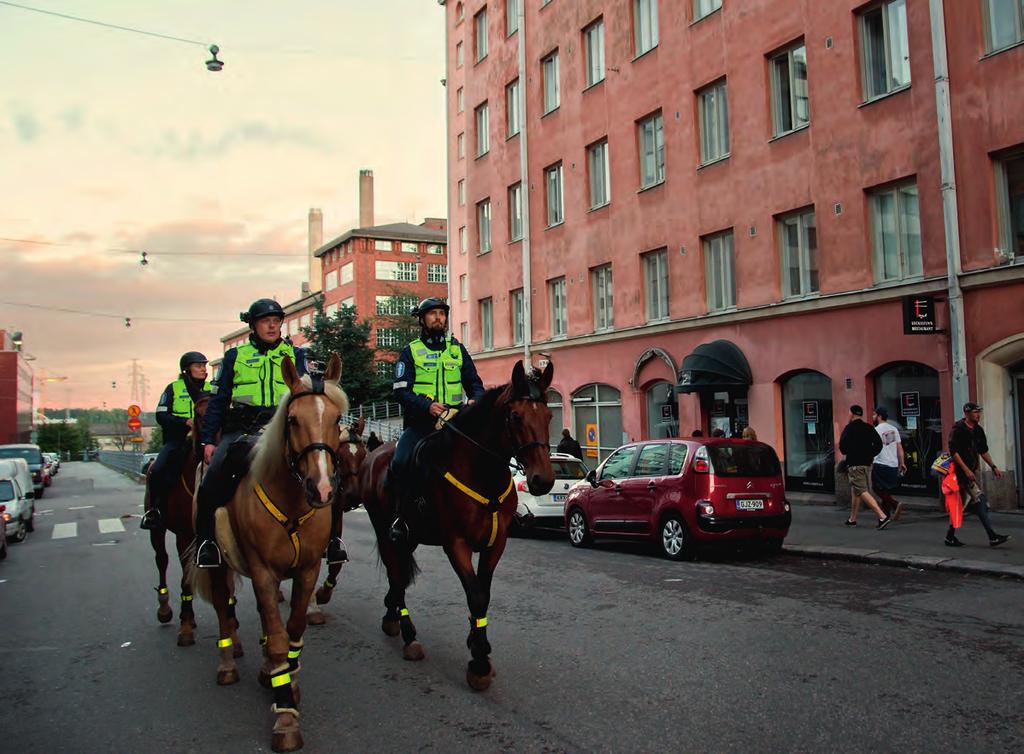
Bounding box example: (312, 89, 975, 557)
(784, 502, 1024, 580)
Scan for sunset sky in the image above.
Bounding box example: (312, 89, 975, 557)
(0, 0, 447, 410)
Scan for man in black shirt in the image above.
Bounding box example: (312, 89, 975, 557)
(556, 429, 583, 459)
(946, 402, 1009, 547)
(838, 405, 892, 529)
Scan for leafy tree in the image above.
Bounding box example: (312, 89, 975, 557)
(36, 421, 95, 458)
(301, 301, 390, 406)
(146, 425, 164, 452)
(372, 285, 421, 362)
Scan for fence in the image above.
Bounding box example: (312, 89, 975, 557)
(97, 449, 151, 480)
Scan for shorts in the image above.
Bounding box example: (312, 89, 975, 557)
(848, 465, 871, 497)
(871, 464, 900, 492)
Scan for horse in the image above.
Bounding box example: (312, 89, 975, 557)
(145, 386, 209, 647)
(360, 359, 554, 690)
(188, 352, 358, 753)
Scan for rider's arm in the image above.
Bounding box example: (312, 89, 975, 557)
(458, 343, 486, 402)
(392, 347, 433, 416)
(201, 349, 236, 446)
(154, 383, 187, 433)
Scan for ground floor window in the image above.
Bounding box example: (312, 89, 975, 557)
(873, 362, 941, 495)
(781, 371, 834, 493)
(547, 389, 563, 452)
(645, 381, 677, 439)
(572, 384, 622, 466)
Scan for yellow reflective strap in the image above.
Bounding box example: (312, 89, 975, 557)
(271, 672, 292, 688)
(289, 532, 301, 568)
(218, 637, 233, 648)
(158, 587, 168, 595)
(181, 595, 193, 602)
(324, 579, 335, 589)
(260, 635, 268, 646)
(474, 617, 488, 629)
(288, 648, 303, 659)
(399, 608, 409, 617)
(228, 596, 237, 606)
(254, 483, 288, 525)
(488, 511, 498, 548)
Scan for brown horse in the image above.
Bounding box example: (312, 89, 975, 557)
(145, 390, 209, 647)
(360, 359, 554, 690)
(188, 353, 357, 753)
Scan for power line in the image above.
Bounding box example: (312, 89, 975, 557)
(0, 300, 227, 324)
(0, 1, 210, 47)
(0, 236, 306, 258)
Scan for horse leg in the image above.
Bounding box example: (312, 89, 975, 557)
(227, 587, 244, 658)
(175, 531, 196, 646)
(444, 537, 502, 691)
(285, 565, 320, 709)
(314, 560, 344, 606)
(208, 566, 240, 686)
(150, 525, 173, 624)
(377, 535, 424, 661)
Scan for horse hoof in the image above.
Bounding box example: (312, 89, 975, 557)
(271, 729, 303, 753)
(176, 631, 195, 647)
(258, 671, 272, 689)
(315, 587, 333, 606)
(217, 669, 239, 686)
(157, 605, 173, 624)
(381, 619, 400, 637)
(307, 610, 326, 626)
(233, 641, 245, 659)
(402, 641, 425, 661)
(466, 663, 496, 692)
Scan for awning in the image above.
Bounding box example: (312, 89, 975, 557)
(676, 340, 752, 394)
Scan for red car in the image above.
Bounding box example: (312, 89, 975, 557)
(564, 438, 791, 560)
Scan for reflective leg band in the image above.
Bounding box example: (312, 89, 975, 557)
(218, 637, 233, 648)
(288, 642, 303, 672)
(474, 617, 488, 629)
(181, 595, 193, 602)
(158, 587, 168, 595)
(228, 596, 237, 606)
(324, 579, 336, 589)
(271, 672, 292, 688)
(260, 635, 268, 646)
(400, 608, 410, 618)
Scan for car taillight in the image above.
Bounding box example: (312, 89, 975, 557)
(692, 446, 711, 474)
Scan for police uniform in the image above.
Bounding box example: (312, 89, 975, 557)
(149, 376, 212, 493)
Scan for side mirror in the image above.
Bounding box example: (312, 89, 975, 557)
(586, 469, 598, 488)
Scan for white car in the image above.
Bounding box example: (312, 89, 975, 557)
(513, 453, 589, 532)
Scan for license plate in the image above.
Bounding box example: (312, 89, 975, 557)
(552, 494, 567, 502)
(735, 499, 764, 511)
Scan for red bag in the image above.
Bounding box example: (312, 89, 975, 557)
(941, 467, 963, 529)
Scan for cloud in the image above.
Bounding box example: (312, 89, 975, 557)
(154, 121, 330, 160)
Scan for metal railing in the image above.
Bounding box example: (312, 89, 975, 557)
(97, 449, 150, 480)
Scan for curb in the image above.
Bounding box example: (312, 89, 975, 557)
(783, 544, 1024, 581)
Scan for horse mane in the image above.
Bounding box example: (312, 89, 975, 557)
(249, 375, 350, 484)
(447, 384, 509, 437)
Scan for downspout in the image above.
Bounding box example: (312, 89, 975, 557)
(517, 0, 533, 367)
(440, 1, 453, 314)
(928, 0, 969, 410)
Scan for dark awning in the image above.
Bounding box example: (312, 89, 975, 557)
(676, 340, 752, 394)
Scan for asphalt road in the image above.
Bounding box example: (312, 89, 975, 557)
(2, 462, 1022, 753)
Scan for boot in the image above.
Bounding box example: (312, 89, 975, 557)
(326, 537, 348, 564)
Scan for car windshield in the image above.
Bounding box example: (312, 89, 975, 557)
(552, 460, 587, 479)
(0, 480, 14, 502)
(706, 444, 781, 477)
(0, 447, 41, 464)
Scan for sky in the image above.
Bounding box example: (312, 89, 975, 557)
(0, 0, 447, 410)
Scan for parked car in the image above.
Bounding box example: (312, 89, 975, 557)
(0, 446, 45, 499)
(513, 453, 589, 532)
(565, 438, 791, 560)
(0, 475, 33, 543)
(43, 452, 60, 476)
(0, 459, 34, 503)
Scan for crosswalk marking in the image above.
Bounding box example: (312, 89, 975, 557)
(52, 523, 77, 539)
(68, 505, 94, 511)
(98, 518, 125, 534)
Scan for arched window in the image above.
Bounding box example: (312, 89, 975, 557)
(546, 389, 563, 451)
(644, 380, 677, 439)
(571, 384, 622, 465)
(780, 371, 834, 493)
(873, 362, 941, 494)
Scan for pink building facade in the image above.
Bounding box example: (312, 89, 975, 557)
(442, 0, 1024, 507)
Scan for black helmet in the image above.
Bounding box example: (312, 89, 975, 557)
(179, 351, 208, 373)
(411, 297, 450, 319)
(241, 298, 285, 326)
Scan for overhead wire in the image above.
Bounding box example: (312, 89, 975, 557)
(0, 236, 307, 258)
(0, 1, 210, 47)
(0, 300, 228, 324)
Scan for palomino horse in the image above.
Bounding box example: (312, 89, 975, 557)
(361, 359, 554, 690)
(189, 353, 357, 753)
(145, 388, 208, 647)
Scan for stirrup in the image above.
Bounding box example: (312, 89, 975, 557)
(196, 539, 222, 569)
(388, 517, 409, 544)
(326, 537, 349, 565)
(140, 508, 162, 530)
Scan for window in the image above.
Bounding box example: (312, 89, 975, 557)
(507, 0, 520, 35)
(340, 296, 354, 308)
(340, 262, 353, 284)
(859, 0, 910, 100)
(601, 446, 638, 480)
(770, 43, 809, 136)
(983, 0, 1024, 52)
(460, 273, 468, 301)
(428, 263, 448, 283)
(457, 132, 465, 159)
(996, 151, 1024, 261)
(427, 243, 444, 255)
(458, 179, 465, 206)
(870, 181, 922, 282)
(477, 199, 492, 252)
(456, 41, 463, 68)
(460, 321, 469, 342)
(542, 51, 560, 114)
(401, 242, 418, 254)
(456, 2, 464, 22)
(584, 19, 605, 87)
(457, 86, 464, 113)
(300, 314, 311, 328)
(375, 295, 417, 315)
(638, 111, 665, 188)
(474, 7, 488, 62)
(325, 269, 338, 290)
(587, 138, 610, 208)
(549, 277, 567, 337)
(376, 328, 401, 348)
(506, 78, 521, 137)
(458, 225, 467, 254)
(592, 263, 613, 331)
(693, 0, 722, 22)
(698, 80, 730, 164)
(326, 304, 338, 318)
(475, 102, 489, 156)
(779, 208, 818, 298)
(635, 443, 669, 477)
(480, 297, 494, 350)
(703, 230, 736, 311)
(375, 260, 418, 282)
(642, 248, 669, 321)
(509, 182, 523, 240)
(376, 360, 393, 378)
(374, 239, 392, 251)
(511, 288, 525, 345)
(545, 163, 564, 226)
(634, 0, 659, 56)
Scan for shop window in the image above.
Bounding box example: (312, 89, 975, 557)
(547, 389, 564, 452)
(573, 383, 623, 465)
(873, 362, 941, 495)
(780, 370, 834, 493)
(645, 380, 677, 439)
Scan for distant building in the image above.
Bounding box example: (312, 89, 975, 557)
(0, 329, 34, 444)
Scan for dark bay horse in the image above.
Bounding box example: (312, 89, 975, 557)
(361, 360, 554, 690)
(188, 353, 359, 752)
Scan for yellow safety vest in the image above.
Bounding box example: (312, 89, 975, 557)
(231, 341, 296, 408)
(410, 337, 464, 406)
(170, 378, 212, 419)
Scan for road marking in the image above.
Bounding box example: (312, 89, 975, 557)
(37, 509, 53, 514)
(52, 523, 77, 539)
(68, 505, 95, 511)
(98, 518, 125, 534)
(92, 541, 118, 547)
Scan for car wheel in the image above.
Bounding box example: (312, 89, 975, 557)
(11, 522, 27, 543)
(658, 515, 691, 561)
(566, 508, 592, 548)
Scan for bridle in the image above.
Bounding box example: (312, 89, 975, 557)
(283, 381, 341, 485)
(438, 391, 549, 473)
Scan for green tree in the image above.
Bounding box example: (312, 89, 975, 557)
(301, 301, 390, 406)
(372, 285, 421, 362)
(146, 425, 164, 452)
(36, 420, 94, 458)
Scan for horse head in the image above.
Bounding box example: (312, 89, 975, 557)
(335, 416, 367, 508)
(505, 359, 555, 496)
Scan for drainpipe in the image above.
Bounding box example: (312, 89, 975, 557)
(928, 0, 969, 411)
(517, 0, 533, 367)
(440, 1, 453, 314)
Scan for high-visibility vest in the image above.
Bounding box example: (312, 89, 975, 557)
(170, 378, 212, 419)
(410, 337, 464, 406)
(231, 341, 296, 408)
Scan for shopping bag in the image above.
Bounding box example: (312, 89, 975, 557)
(941, 467, 963, 529)
(931, 452, 953, 477)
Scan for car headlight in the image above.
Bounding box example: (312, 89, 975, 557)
(2, 512, 11, 522)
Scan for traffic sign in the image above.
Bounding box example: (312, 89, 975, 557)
(127, 404, 142, 418)
(130, 435, 146, 443)
(127, 417, 142, 431)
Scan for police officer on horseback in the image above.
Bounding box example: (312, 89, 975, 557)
(140, 351, 211, 530)
(389, 297, 484, 542)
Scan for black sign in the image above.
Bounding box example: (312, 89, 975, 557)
(900, 391, 920, 417)
(903, 296, 936, 334)
(802, 401, 818, 423)
(660, 404, 674, 421)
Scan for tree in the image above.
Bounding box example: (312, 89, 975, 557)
(372, 285, 421, 363)
(146, 425, 164, 452)
(301, 301, 390, 406)
(36, 421, 95, 458)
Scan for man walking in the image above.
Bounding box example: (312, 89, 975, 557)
(839, 405, 892, 529)
(871, 406, 906, 520)
(945, 402, 1010, 547)
(556, 429, 583, 459)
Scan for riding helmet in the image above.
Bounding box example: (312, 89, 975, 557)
(179, 351, 208, 373)
(411, 297, 450, 319)
(241, 298, 286, 325)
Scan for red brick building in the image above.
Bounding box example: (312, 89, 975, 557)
(442, 0, 1024, 507)
(0, 330, 35, 444)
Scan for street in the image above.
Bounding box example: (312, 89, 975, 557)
(2, 463, 1022, 753)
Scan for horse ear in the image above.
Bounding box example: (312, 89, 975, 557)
(281, 354, 301, 391)
(353, 416, 365, 436)
(511, 360, 527, 395)
(324, 352, 342, 383)
(539, 359, 554, 391)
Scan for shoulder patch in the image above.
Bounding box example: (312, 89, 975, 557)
(395, 361, 406, 379)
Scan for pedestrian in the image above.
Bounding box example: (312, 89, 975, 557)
(366, 431, 382, 452)
(556, 428, 583, 459)
(945, 402, 1010, 547)
(690, 429, 704, 437)
(710, 427, 726, 438)
(741, 426, 758, 441)
(871, 406, 906, 520)
(838, 405, 892, 529)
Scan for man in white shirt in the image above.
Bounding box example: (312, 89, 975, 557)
(872, 406, 907, 520)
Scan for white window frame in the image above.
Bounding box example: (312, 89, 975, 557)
(584, 19, 605, 87)
(509, 182, 523, 240)
(457, 86, 464, 113)
(703, 230, 736, 312)
(588, 138, 611, 209)
(634, 0, 659, 56)
(983, 0, 1024, 52)
(325, 269, 338, 291)
(340, 296, 354, 308)
(340, 262, 353, 284)
(375, 261, 418, 282)
(427, 263, 448, 283)
(698, 79, 730, 165)
(460, 273, 469, 302)
(376, 327, 401, 348)
(542, 51, 560, 114)
(374, 239, 392, 252)
(458, 178, 465, 207)
(475, 102, 490, 157)
(456, 41, 463, 68)
(869, 181, 923, 282)
(459, 226, 467, 255)
(693, 0, 722, 23)
(859, 0, 911, 101)
(511, 288, 525, 345)
(478, 199, 492, 253)
(507, 0, 520, 36)
(480, 297, 494, 350)
(457, 132, 465, 159)
(549, 277, 568, 337)
(474, 7, 488, 62)
(638, 111, 665, 188)
(545, 162, 564, 227)
(778, 208, 819, 299)
(506, 78, 521, 137)
(460, 321, 469, 343)
(769, 42, 809, 137)
(642, 248, 669, 321)
(592, 263, 614, 331)
(427, 243, 444, 255)
(401, 242, 418, 254)
(995, 151, 1024, 262)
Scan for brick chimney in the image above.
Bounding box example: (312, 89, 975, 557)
(359, 169, 374, 228)
(308, 208, 323, 294)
